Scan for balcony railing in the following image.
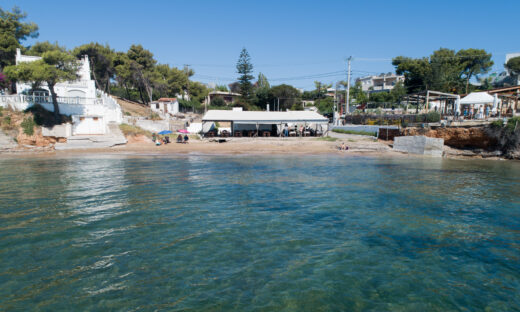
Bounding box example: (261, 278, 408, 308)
(0, 94, 102, 105)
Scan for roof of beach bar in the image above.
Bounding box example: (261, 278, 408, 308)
(202, 110, 329, 124)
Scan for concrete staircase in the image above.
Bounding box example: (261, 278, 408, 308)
(0, 131, 17, 151)
(54, 122, 127, 150)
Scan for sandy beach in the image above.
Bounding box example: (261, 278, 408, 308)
(0, 133, 401, 158)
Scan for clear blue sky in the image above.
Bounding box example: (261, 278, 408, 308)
(3, 0, 519, 90)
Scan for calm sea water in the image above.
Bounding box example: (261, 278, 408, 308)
(0, 155, 519, 311)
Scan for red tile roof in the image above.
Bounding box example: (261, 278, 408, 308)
(157, 97, 177, 102)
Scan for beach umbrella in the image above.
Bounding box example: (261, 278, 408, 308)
(158, 130, 172, 135)
(178, 129, 189, 133)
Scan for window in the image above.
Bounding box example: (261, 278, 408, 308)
(80, 117, 85, 121)
(93, 117, 99, 121)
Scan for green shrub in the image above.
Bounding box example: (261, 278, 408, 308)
(124, 111, 131, 116)
(506, 117, 520, 133)
(332, 129, 376, 136)
(425, 111, 441, 122)
(210, 97, 226, 107)
(150, 112, 162, 120)
(21, 117, 36, 135)
(490, 120, 504, 129)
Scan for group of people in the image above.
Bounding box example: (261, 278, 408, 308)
(282, 124, 313, 137)
(338, 142, 349, 151)
(462, 105, 491, 120)
(152, 133, 189, 146)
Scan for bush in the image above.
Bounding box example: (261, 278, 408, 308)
(25, 104, 70, 127)
(506, 117, 520, 133)
(210, 97, 226, 107)
(1, 115, 14, 130)
(332, 129, 376, 136)
(21, 117, 36, 135)
(425, 111, 441, 123)
(150, 112, 162, 120)
(490, 120, 504, 129)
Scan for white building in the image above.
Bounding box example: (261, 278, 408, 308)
(150, 98, 179, 117)
(357, 73, 404, 92)
(0, 49, 123, 135)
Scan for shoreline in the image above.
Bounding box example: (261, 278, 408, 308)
(0, 137, 512, 161)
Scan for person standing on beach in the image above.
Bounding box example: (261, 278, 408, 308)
(284, 124, 289, 137)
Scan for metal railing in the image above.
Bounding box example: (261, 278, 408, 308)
(0, 94, 102, 105)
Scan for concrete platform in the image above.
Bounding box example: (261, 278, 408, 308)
(393, 135, 444, 157)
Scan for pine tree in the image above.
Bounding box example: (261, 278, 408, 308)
(236, 48, 254, 101)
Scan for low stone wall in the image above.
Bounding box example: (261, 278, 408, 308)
(42, 123, 72, 138)
(393, 135, 444, 157)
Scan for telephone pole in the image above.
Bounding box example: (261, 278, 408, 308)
(333, 82, 337, 125)
(346, 56, 352, 116)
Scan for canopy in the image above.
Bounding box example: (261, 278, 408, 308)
(158, 130, 172, 135)
(202, 110, 328, 124)
(459, 92, 494, 105)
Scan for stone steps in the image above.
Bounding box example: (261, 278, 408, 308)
(54, 123, 127, 150)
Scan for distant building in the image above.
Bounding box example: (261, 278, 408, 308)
(491, 53, 520, 87)
(357, 73, 404, 93)
(151, 98, 179, 116)
(205, 91, 241, 106)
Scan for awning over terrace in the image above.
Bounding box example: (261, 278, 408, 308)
(202, 110, 329, 124)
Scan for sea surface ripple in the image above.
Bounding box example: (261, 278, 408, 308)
(0, 155, 519, 311)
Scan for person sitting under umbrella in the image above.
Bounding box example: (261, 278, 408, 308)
(184, 134, 189, 144)
(177, 134, 183, 143)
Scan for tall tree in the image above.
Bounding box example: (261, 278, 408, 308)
(506, 56, 520, 85)
(236, 48, 254, 101)
(0, 6, 39, 71)
(72, 42, 115, 93)
(256, 72, 270, 89)
(269, 84, 301, 111)
(126, 44, 157, 104)
(392, 56, 432, 93)
(393, 48, 493, 94)
(5, 46, 79, 119)
(456, 48, 493, 93)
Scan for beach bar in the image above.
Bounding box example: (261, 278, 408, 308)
(201, 109, 329, 137)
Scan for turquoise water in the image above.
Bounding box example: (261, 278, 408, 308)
(0, 155, 519, 311)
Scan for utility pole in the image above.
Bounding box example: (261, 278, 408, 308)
(333, 82, 337, 125)
(346, 56, 352, 117)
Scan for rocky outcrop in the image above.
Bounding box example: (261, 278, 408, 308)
(17, 127, 66, 147)
(402, 126, 496, 149)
